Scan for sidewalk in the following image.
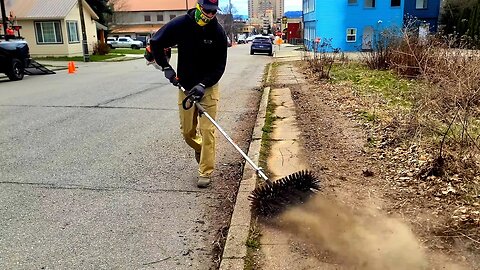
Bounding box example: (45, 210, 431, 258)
(220, 45, 328, 269)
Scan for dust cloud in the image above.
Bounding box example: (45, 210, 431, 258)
(278, 196, 429, 270)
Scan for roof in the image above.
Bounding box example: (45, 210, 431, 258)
(110, 24, 164, 34)
(117, 0, 197, 12)
(2, 0, 99, 20)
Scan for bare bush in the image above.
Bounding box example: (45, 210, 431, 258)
(93, 41, 111, 55)
(363, 27, 402, 70)
(304, 39, 339, 80)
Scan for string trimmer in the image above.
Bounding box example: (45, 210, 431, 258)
(179, 86, 320, 216)
(148, 61, 320, 216)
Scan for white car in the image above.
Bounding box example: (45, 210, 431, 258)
(108, 37, 143, 49)
(246, 36, 256, 43)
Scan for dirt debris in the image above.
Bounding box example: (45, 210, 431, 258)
(283, 61, 479, 269)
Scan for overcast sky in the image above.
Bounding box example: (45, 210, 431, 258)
(230, 0, 302, 15)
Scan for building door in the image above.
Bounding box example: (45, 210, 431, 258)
(362, 26, 374, 51)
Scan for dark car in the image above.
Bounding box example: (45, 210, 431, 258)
(250, 36, 273, 56)
(0, 39, 31, 81)
(135, 36, 148, 47)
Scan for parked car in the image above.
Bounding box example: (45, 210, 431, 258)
(246, 36, 256, 43)
(134, 36, 149, 47)
(250, 36, 273, 56)
(0, 39, 31, 81)
(108, 37, 144, 49)
(106, 37, 116, 45)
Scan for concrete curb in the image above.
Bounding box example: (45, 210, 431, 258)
(219, 66, 272, 269)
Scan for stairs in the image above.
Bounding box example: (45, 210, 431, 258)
(24, 60, 56, 75)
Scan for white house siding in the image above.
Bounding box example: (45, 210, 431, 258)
(14, 20, 69, 57)
(14, 3, 97, 57)
(64, 2, 97, 57)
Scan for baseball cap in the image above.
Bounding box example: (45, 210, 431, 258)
(198, 0, 220, 10)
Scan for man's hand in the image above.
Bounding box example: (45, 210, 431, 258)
(188, 84, 206, 101)
(163, 67, 178, 86)
(144, 45, 154, 63)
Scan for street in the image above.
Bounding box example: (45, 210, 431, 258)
(0, 44, 272, 269)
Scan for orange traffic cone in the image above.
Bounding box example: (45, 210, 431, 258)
(68, 61, 76, 74)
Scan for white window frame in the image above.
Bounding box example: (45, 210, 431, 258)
(365, 0, 376, 8)
(66, 20, 79, 43)
(35, 21, 63, 44)
(346, 28, 357, 42)
(416, 0, 427, 9)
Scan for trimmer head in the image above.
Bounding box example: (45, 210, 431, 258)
(248, 170, 320, 216)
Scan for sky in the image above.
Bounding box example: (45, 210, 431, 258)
(230, 0, 302, 16)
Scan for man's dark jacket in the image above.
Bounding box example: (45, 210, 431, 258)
(150, 9, 228, 90)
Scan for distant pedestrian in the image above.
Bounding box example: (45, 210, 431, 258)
(145, 0, 228, 188)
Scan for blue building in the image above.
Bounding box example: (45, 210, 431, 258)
(404, 0, 442, 32)
(303, 0, 441, 52)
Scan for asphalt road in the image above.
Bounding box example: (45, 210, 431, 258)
(0, 44, 272, 269)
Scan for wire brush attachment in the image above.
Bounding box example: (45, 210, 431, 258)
(248, 170, 320, 216)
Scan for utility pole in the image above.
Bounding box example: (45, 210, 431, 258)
(0, 0, 8, 40)
(78, 0, 90, 62)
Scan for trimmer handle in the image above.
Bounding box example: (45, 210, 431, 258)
(179, 86, 206, 115)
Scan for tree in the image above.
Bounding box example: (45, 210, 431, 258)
(85, 0, 112, 25)
(219, 1, 238, 41)
(440, 0, 480, 46)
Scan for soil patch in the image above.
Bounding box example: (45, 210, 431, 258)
(277, 61, 478, 269)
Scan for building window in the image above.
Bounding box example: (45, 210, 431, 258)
(303, 0, 315, 13)
(35, 21, 62, 44)
(346, 28, 357, 42)
(170, 14, 176, 20)
(144, 15, 151, 21)
(66, 21, 79, 43)
(157, 14, 164, 21)
(391, 0, 400, 7)
(365, 0, 375, 8)
(348, 0, 357, 4)
(416, 0, 427, 9)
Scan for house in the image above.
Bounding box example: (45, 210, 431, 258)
(404, 0, 442, 32)
(110, 0, 197, 40)
(303, 0, 404, 52)
(1, 0, 100, 57)
(303, 0, 442, 52)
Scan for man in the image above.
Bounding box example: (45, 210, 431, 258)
(146, 0, 228, 188)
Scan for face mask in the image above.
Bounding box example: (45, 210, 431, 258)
(194, 3, 214, 26)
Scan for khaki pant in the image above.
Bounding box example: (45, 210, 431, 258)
(178, 84, 219, 178)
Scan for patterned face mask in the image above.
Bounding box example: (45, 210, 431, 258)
(194, 3, 215, 26)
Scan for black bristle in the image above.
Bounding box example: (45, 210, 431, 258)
(248, 170, 320, 216)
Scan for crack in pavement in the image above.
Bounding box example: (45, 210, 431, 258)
(0, 104, 175, 111)
(0, 181, 222, 195)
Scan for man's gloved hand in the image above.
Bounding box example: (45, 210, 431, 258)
(163, 67, 178, 86)
(188, 84, 206, 101)
(144, 45, 154, 63)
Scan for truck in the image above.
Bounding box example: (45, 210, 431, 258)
(108, 37, 144, 50)
(0, 39, 31, 81)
